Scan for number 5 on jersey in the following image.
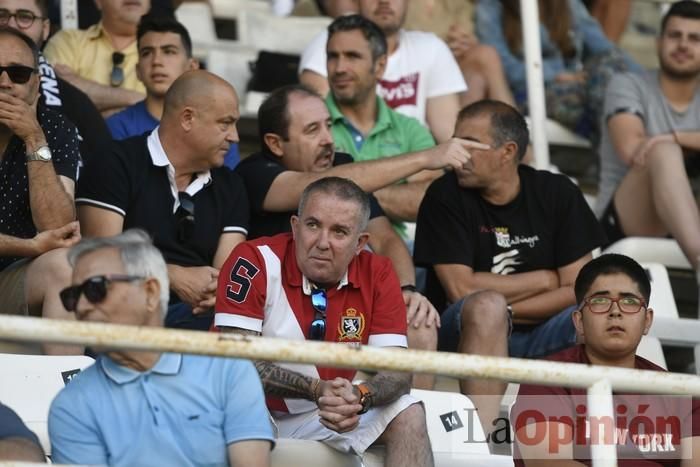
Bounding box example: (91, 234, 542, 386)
(226, 257, 260, 303)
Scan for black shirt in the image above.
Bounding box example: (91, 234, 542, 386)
(235, 149, 386, 239)
(76, 134, 249, 268)
(414, 165, 607, 311)
(38, 53, 110, 167)
(0, 105, 80, 271)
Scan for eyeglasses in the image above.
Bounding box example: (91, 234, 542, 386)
(175, 192, 195, 243)
(309, 288, 327, 341)
(0, 65, 36, 84)
(60, 275, 146, 312)
(0, 9, 44, 29)
(110, 52, 125, 87)
(582, 296, 647, 314)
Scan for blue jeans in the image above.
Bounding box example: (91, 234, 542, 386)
(438, 298, 577, 358)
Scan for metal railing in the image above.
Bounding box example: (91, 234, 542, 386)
(2, 315, 700, 465)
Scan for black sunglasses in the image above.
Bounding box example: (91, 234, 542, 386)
(60, 275, 145, 312)
(0, 65, 36, 84)
(309, 288, 327, 341)
(110, 52, 125, 87)
(176, 191, 195, 243)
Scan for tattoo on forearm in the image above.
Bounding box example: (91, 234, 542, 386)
(367, 371, 411, 406)
(254, 361, 316, 400)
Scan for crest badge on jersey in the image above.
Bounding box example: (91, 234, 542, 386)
(338, 308, 365, 341)
(495, 227, 511, 248)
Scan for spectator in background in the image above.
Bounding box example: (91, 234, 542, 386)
(404, 0, 516, 107)
(299, 0, 467, 143)
(476, 0, 640, 145)
(49, 230, 274, 466)
(0, 0, 111, 167)
(0, 27, 82, 356)
(324, 14, 437, 239)
(215, 178, 433, 467)
(0, 403, 45, 462)
(595, 0, 700, 271)
(48, 0, 181, 30)
(584, 0, 632, 43)
(77, 70, 249, 331)
(414, 100, 606, 437)
(44, 0, 149, 114)
(106, 16, 239, 169)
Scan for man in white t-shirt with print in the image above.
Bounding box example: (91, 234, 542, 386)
(299, 0, 467, 143)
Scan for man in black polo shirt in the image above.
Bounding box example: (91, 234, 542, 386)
(0, 0, 110, 167)
(235, 84, 484, 389)
(76, 70, 248, 330)
(0, 27, 81, 356)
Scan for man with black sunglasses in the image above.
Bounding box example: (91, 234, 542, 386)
(215, 177, 433, 467)
(44, 0, 148, 114)
(511, 253, 700, 465)
(0, 26, 81, 355)
(76, 70, 248, 331)
(49, 229, 274, 466)
(0, 0, 111, 166)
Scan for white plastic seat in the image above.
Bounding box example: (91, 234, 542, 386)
(604, 237, 691, 271)
(175, 3, 241, 60)
(237, 8, 331, 54)
(0, 353, 95, 455)
(524, 117, 591, 149)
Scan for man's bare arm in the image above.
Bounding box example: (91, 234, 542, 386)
(54, 64, 144, 112)
(220, 326, 317, 399)
(425, 94, 461, 144)
(673, 131, 700, 152)
(435, 263, 558, 304)
(264, 138, 483, 212)
(299, 70, 329, 97)
(365, 370, 412, 406)
(374, 178, 436, 222)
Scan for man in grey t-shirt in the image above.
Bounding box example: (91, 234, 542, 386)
(595, 0, 700, 270)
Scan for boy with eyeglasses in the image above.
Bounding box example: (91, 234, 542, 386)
(511, 253, 700, 465)
(214, 177, 434, 467)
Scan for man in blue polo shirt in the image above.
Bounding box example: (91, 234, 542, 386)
(49, 230, 274, 466)
(106, 15, 239, 169)
(324, 14, 437, 241)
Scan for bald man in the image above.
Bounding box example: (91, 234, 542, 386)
(76, 70, 249, 330)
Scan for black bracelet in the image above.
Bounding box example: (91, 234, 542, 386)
(400, 284, 417, 293)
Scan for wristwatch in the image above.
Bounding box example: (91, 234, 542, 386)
(26, 145, 52, 162)
(355, 383, 373, 414)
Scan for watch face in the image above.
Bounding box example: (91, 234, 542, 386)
(36, 146, 51, 161)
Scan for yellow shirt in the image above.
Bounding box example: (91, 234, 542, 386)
(44, 22, 145, 94)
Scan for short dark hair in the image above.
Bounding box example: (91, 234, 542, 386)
(456, 100, 529, 161)
(574, 254, 651, 305)
(258, 84, 321, 150)
(327, 14, 387, 62)
(137, 15, 193, 58)
(33, 0, 49, 17)
(298, 177, 371, 231)
(0, 26, 39, 68)
(661, 0, 700, 34)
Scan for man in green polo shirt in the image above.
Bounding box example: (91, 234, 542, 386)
(325, 14, 439, 241)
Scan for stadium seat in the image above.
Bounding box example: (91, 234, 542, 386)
(175, 2, 240, 60)
(604, 237, 691, 271)
(237, 7, 331, 55)
(0, 353, 95, 455)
